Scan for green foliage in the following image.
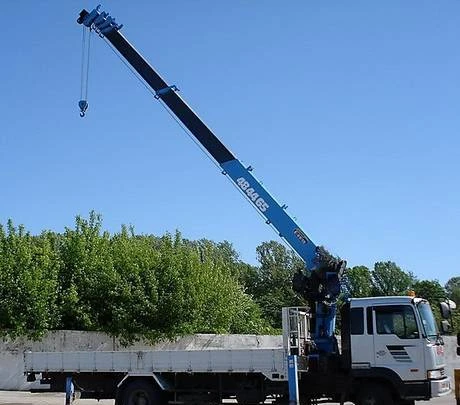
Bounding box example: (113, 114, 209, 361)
(412, 280, 446, 303)
(445, 277, 460, 306)
(411, 279, 446, 330)
(345, 266, 373, 297)
(0, 213, 271, 340)
(445, 276, 460, 295)
(58, 212, 114, 330)
(0, 221, 60, 338)
(450, 289, 460, 306)
(450, 311, 460, 334)
(345, 262, 418, 298)
(248, 241, 304, 329)
(444, 277, 460, 333)
(1, 213, 457, 338)
(371, 261, 416, 296)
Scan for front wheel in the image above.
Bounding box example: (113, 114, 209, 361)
(355, 383, 394, 405)
(120, 380, 161, 405)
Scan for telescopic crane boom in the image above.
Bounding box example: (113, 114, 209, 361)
(77, 6, 346, 353)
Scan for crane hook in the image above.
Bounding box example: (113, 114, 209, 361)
(79, 100, 88, 117)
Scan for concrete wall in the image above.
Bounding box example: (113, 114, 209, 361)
(1, 332, 458, 391)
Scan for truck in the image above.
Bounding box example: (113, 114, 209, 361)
(23, 5, 453, 405)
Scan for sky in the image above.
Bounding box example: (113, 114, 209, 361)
(1, 1, 459, 285)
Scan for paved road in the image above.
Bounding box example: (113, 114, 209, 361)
(0, 391, 456, 405)
(0, 392, 111, 405)
(0, 391, 457, 405)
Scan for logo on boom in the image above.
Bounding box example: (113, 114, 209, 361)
(236, 177, 269, 212)
(294, 228, 309, 244)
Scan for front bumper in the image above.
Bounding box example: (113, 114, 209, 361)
(431, 376, 452, 397)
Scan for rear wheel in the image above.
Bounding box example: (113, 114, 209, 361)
(120, 380, 161, 405)
(236, 390, 266, 404)
(355, 382, 394, 405)
(235, 377, 266, 405)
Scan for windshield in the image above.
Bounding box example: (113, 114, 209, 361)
(417, 301, 438, 340)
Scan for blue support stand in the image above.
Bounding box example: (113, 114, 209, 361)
(65, 376, 74, 405)
(288, 355, 299, 405)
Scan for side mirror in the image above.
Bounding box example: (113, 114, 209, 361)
(457, 347, 460, 356)
(457, 332, 460, 346)
(440, 320, 451, 334)
(439, 302, 451, 319)
(439, 300, 457, 319)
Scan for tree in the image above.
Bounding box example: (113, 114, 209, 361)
(0, 221, 60, 338)
(251, 241, 304, 328)
(151, 231, 270, 337)
(53, 213, 271, 340)
(371, 261, 415, 296)
(345, 266, 372, 298)
(411, 280, 447, 329)
(450, 288, 460, 307)
(57, 212, 118, 331)
(443, 277, 460, 333)
(445, 277, 460, 305)
(412, 280, 446, 303)
(445, 276, 460, 294)
(108, 226, 160, 340)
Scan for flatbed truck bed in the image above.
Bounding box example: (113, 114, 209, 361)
(25, 348, 287, 382)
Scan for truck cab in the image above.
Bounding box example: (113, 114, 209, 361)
(346, 296, 451, 401)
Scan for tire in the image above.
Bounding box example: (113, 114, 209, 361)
(236, 390, 266, 405)
(235, 377, 265, 405)
(120, 380, 161, 405)
(356, 382, 394, 405)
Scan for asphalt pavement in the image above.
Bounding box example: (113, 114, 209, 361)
(0, 391, 455, 405)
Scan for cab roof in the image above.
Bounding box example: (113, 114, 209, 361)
(349, 296, 426, 307)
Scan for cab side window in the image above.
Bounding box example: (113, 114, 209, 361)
(350, 308, 364, 335)
(374, 305, 419, 339)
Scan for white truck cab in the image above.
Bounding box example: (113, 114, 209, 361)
(348, 296, 451, 400)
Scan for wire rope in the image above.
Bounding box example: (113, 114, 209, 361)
(80, 27, 87, 101)
(79, 27, 92, 116)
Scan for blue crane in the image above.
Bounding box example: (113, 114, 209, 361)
(77, 6, 346, 354)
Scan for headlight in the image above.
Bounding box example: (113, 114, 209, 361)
(427, 369, 444, 379)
